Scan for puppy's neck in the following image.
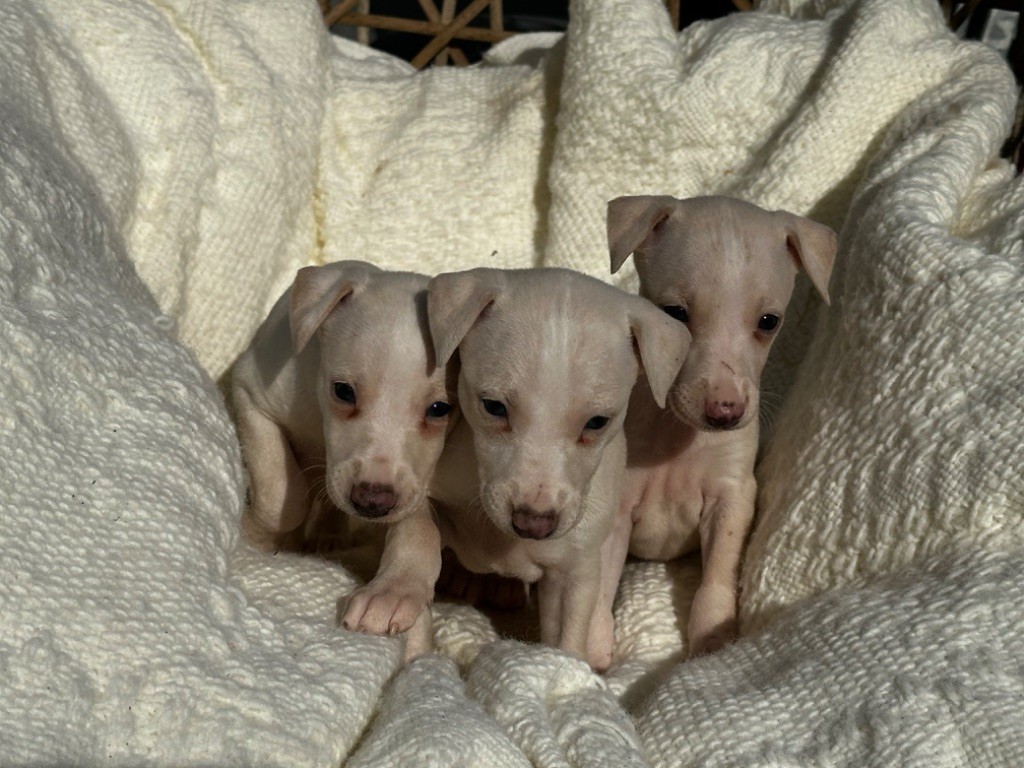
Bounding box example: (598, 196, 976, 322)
(625, 380, 757, 468)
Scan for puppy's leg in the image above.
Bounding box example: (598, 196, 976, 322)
(402, 606, 434, 662)
(688, 477, 756, 657)
(538, 556, 601, 664)
(235, 390, 311, 547)
(342, 507, 442, 637)
(587, 506, 632, 671)
(537, 573, 564, 648)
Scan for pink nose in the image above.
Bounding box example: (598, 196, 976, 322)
(705, 399, 745, 429)
(511, 507, 558, 540)
(350, 482, 397, 518)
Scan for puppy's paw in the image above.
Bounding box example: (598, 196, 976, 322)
(687, 584, 738, 658)
(342, 578, 431, 636)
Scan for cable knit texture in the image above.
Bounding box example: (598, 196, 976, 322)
(1, 0, 1021, 765)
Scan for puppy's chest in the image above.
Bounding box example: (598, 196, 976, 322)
(622, 458, 705, 529)
(438, 511, 555, 584)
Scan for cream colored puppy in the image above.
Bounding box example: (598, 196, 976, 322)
(603, 195, 837, 656)
(232, 261, 452, 646)
(426, 268, 689, 669)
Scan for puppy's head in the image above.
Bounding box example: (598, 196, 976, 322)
(608, 195, 836, 432)
(428, 267, 688, 541)
(291, 261, 456, 523)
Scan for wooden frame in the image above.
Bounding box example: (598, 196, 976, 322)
(324, 0, 512, 67)
(320, 1, 758, 67)
(321, 1, 994, 68)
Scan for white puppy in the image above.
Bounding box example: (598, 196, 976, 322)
(231, 261, 452, 647)
(603, 195, 837, 656)
(425, 267, 689, 669)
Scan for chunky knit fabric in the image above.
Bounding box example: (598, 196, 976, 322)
(1, 0, 1020, 765)
(740, 34, 1024, 630)
(0, 5, 397, 764)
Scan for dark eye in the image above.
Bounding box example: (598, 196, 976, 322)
(584, 416, 610, 431)
(333, 382, 356, 404)
(757, 314, 781, 332)
(662, 305, 689, 324)
(482, 399, 508, 418)
(425, 401, 452, 419)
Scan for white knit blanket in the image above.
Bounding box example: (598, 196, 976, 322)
(1, 0, 1022, 765)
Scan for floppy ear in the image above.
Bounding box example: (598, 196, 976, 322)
(777, 212, 838, 305)
(607, 195, 679, 274)
(627, 298, 690, 409)
(427, 269, 503, 368)
(289, 261, 377, 354)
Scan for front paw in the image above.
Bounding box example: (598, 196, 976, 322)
(341, 578, 431, 636)
(687, 584, 738, 657)
(587, 608, 615, 672)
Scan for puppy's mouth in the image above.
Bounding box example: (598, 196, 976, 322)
(700, 414, 748, 432)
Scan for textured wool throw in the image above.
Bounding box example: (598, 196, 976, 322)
(0, 0, 1021, 765)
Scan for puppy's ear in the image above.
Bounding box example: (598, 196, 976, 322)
(627, 298, 690, 409)
(289, 261, 378, 354)
(608, 195, 678, 274)
(778, 212, 838, 305)
(427, 269, 502, 368)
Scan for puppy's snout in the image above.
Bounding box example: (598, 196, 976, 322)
(704, 398, 745, 429)
(350, 482, 398, 518)
(510, 507, 558, 540)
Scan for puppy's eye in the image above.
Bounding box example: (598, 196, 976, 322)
(584, 416, 610, 431)
(662, 305, 689, 324)
(757, 314, 781, 332)
(482, 399, 508, 418)
(425, 401, 452, 419)
(333, 382, 356, 404)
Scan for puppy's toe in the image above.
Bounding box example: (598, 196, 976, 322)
(359, 593, 401, 635)
(389, 596, 426, 635)
(340, 592, 370, 631)
(588, 647, 613, 673)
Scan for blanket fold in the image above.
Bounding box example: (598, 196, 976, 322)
(1, 0, 1020, 765)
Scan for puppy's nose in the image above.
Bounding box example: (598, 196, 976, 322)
(350, 482, 397, 518)
(511, 507, 558, 540)
(705, 399, 745, 429)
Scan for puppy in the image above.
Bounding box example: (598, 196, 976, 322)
(231, 261, 453, 648)
(603, 195, 837, 656)
(425, 268, 689, 670)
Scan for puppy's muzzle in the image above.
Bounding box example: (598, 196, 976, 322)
(350, 482, 397, 519)
(704, 398, 746, 430)
(511, 506, 558, 540)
